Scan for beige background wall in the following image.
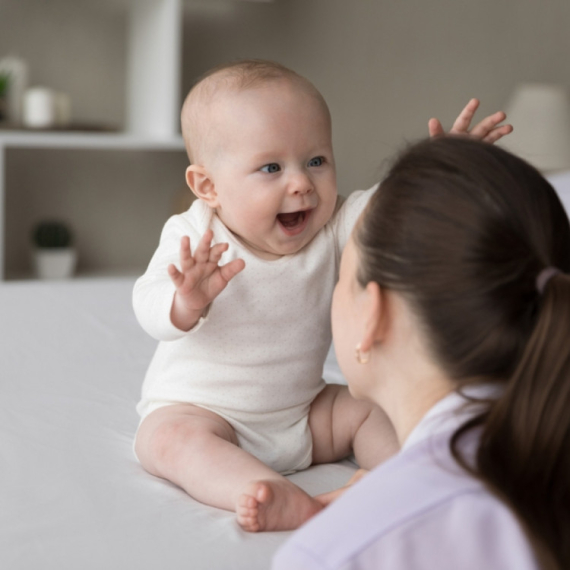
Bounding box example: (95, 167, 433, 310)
(182, 0, 570, 193)
(1, 0, 570, 275)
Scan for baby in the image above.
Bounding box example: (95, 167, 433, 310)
(133, 59, 510, 532)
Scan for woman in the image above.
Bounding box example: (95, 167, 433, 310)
(273, 136, 570, 569)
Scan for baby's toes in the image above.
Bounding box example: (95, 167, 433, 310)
(237, 512, 260, 532)
(238, 493, 257, 509)
(239, 506, 258, 519)
(237, 493, 261, 531)
(245, 518, 261, 532)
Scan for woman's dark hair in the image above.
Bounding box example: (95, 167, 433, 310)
(355, 136, 570, 569)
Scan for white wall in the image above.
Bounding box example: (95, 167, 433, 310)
(182, 0, 570, 194)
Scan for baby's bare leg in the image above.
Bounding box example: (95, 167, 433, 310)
(309, 384, 399, 470)
(135, 404, 321, 531)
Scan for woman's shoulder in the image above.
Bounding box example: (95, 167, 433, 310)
(273, 437, 536, 570)
(362, 489, 536, 570)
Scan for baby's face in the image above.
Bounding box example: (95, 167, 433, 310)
(204, 81, 338, 259)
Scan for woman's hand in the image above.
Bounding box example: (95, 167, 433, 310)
(314, 469, 369, 508)
(429, 98, 513, 144)
(168, 230, 245, 331)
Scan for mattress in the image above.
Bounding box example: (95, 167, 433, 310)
(0, 277, 355, 570)
(4, 171, 569, 570)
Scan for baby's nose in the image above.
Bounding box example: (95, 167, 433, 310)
(289, 172, 313, 195)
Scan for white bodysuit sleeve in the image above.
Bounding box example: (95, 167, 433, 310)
(132, 212, 207, 342)
(332, 183, 379, 255)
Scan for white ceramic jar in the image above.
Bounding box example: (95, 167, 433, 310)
(34, 248, 77, 280)
(23, 87, 57, 128)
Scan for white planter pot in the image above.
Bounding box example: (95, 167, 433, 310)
(34, 248, 77, 280)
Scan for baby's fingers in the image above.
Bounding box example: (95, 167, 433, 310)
(481, 123, 513, 144)
(168, 263, 185, 288)
(203, 258, 245, 301)
(219, 258, 246, 284)
(428, 118, 445, 138)
(450, 98, 480, 134)
(179, 235, 195, 274)
(208, 242, 229, 265)
(194, 229, 214, 264)
(469, 110, 508, 139)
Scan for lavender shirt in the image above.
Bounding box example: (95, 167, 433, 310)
(273, 388, 538, 570)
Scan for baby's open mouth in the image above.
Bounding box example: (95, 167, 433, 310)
(276, 209, 312, 236)
(277, 210, 313, 237)
(277, 211, 306, 228)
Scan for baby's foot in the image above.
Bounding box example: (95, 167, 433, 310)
(236, 479, 323, 532)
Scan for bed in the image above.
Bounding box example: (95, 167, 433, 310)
(3, 173, 570, 570)
(0, 277, 356, 570)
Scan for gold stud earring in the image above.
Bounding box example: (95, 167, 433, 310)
(355, 343, 370, 364)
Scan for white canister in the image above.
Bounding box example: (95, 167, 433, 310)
(23, 87, 57, 129)
(34, 248, 77, 280)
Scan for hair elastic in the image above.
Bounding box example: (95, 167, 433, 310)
(536, 266, 561, 294)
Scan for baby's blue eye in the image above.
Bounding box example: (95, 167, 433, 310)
(261, 163, 281, 173)
(308, 156, 324, 167)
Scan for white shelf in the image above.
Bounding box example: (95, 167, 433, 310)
(0, 130, 185, 151)
(5, 267, 143, 283)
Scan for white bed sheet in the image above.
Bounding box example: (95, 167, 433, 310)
(0, 278, 355, 570)
(6, 171, 568, 570)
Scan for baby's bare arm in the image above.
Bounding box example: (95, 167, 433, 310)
(168, 229, 245, 331)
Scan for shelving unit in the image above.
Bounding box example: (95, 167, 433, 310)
(0, 131, 185, 151)
(0, 0, 186, 280)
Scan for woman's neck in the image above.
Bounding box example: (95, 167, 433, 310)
(366, 289, 456, 447)
(368, 334, 455, 447)
(389, 377, 454, 446)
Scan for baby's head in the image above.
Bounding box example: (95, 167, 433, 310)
(181, 60, 338, 259)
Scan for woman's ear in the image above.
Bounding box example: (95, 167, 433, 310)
(359, 281, 387, 354)
(186, 165, 219, 208)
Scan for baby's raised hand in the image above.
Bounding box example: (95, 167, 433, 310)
(428, 98, 513, 144)
(168, 230, 245, 331)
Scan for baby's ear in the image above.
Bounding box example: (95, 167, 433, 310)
(186, 165, 219, 207)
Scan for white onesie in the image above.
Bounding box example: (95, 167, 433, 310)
(133, 185, 376, 474)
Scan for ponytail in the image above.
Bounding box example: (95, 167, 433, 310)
(453, 273, 570, 569)
(356, 137, 570, 569)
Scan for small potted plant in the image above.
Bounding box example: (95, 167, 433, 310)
(32, 220, 77, 279)
(0, 72, 9, 122)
